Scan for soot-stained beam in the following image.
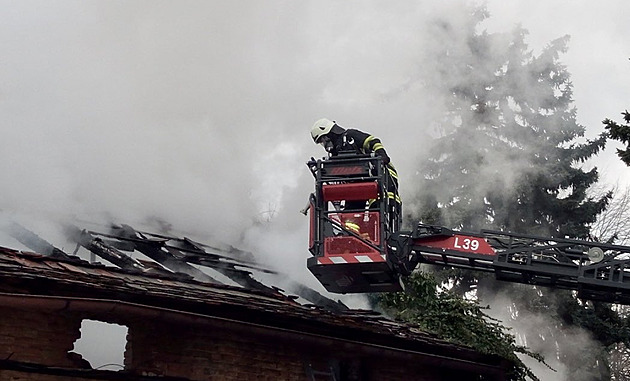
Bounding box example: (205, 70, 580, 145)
(111, 224, 219, 284)
(5, 222, 71, 260)
(66, 226, 145, 271)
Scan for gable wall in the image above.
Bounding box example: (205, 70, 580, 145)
(0, 305, 497, 381)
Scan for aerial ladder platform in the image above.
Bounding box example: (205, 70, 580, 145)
(305, 154, 630, 305)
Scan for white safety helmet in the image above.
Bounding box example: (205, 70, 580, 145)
(310, 118, 335, 143)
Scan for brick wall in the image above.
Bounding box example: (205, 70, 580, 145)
(0, 306, 495, 381)
(0, 372, 92, 381)
(126, 320, 307, 380)
(125, 319, 445, 381)
(0, 308, 81, 368)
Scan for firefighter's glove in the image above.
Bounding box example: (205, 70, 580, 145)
(375, 149, 390, 165)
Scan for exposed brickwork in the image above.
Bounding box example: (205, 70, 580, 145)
(125, 319, 459, 381)
(0, 372, 90, 381)
(0, 305, 503, 381)
(126, 320, 307, 380)
(0, 308, 81, 368)
(371, 362, 453, 381)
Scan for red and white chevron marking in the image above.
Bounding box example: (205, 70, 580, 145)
(317, 253, 386, 265)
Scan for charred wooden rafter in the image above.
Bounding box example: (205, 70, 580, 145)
(1, 219, 347, 312)
(89, 224, 347, 311)
(5, 222, 71, 260)
(66, 226, 146, 272)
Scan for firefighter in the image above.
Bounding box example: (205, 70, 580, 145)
(310, 118, 401, 231)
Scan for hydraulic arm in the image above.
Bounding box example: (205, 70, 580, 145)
(390, 224, 630, 304)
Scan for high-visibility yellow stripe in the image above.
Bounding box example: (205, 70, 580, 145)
(387, 167, 398, 179)
(369, 194, 402, 205)
(344, 221, 361, 233)
(388, 192, 402, 203)
(363, 135, 376, 152)
(372, 143, 385, 152)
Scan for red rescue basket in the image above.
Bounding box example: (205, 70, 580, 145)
(306, 154, 402, 293)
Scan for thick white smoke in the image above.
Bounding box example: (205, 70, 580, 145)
(0, 1, 472, 293)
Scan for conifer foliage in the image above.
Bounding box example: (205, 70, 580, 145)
(415, 27, 609, 238)
(378, 6, 625, 381)
(379, 272, 546, 381)
(604, 110, 630, 166)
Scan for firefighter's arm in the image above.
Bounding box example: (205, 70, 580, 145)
(363, 135, 390, 165)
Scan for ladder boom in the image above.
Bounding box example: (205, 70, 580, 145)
(402, 224, 630, 304)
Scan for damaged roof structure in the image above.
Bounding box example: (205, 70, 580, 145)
(0, 221, 513, 381)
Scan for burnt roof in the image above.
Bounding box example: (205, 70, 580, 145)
(4, 221, 348, 311)
(0, 246, 509, 370)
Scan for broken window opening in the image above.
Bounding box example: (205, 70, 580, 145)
(72, 319, 128, 371)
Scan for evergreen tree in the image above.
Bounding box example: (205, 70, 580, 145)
(410, 12, 628, 381)
(603, 110, 630, 166)
(415, 30, 609, 238)
(378, 5, 630, 381)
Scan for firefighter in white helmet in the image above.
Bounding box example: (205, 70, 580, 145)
(310, 118, 401, 230)
(311, 118, 391, 165)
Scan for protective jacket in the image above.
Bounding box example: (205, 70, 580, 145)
(331, 129, 400, 205)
